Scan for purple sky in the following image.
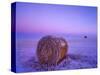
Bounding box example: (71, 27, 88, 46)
(16, 2, 97, 35)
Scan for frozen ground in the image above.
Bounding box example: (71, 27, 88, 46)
(21, 54, 97, 72)
(16, 35, 97, 72)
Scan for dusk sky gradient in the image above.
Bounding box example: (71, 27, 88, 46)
(16, 2, 97, 35)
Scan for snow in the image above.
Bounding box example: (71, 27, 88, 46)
(15, 35, 97, 72)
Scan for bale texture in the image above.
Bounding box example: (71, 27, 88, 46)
(37, 35, 68, 66)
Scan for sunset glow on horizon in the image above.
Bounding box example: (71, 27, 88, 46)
(15, 2, 97, 35)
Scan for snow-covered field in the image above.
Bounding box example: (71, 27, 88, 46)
(16, 35, 97, 72)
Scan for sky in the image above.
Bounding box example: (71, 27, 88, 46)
(15, 2, 97, 35)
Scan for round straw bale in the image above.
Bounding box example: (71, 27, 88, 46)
(37, 35, 68, 66)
